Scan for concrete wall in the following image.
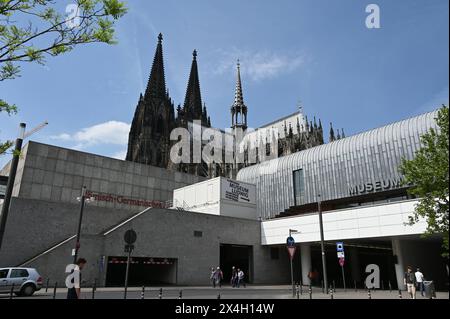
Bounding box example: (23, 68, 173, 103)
(0, 197, 137, 267)
(7, 141, 204, 211)
(1, 197, 290, 287)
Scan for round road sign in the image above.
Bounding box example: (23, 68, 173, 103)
(124, 229, 137, 245)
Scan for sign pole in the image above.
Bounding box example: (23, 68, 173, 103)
(287, 229, 298, 298)
(290, 255, 295, 297)
(341, 264, 346, 291)
(124, 246, 132, 299)
(123, 229, 137, 299)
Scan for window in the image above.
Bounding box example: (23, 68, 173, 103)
(194, 231, 203, 238)
(9, 269, 29, 278)
(293, 169, 305, 206)
(0, 269, 9, 279)
(270, 247, 279, 260)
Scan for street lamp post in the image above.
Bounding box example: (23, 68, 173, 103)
(318, 194, 328, 293)
(73, 186, 87, 264)
(0, 121, 48, 252)
(0, 123, 26, 251)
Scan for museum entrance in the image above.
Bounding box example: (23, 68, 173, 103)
(220, 244, 253, 284)
(105, 256, 177, 287)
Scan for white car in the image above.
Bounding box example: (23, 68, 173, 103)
(0, 268, 43, 297)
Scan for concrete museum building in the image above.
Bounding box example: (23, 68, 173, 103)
(0, 109, 448, 290)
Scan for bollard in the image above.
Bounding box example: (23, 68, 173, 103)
(368, 289, 372, 299)
(158, 288, 163, 299)
(309, 285, 312, 300)
(141, 286, 145, 300)
(9, 284, 15, 299)
(53, 282, 57, 299)
(217, 293, 221, 300)
(296, 284, 299, 299)
(388, 281, 392, 293)
(354, 280, 357, 292)
(92, 280, 96, 299)
(330, 287, 334, 299)
(45, 278, 50, 293)
(300, 282, 303, 295)
(398, 290, 402, 299)
(178, 290, 183, 299)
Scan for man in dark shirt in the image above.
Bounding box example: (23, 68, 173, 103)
(67, 258, 87, 299)
(404, 266, 417, 299)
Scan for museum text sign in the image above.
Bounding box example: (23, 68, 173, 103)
(348, 178, 404, 195)
(85, 191, 167, 208)
(221, 179, 256, 204)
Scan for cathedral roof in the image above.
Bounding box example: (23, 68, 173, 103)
(145, 33, 166, 99)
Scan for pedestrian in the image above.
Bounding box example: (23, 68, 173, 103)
(67, 258, 87, 300)
(231, 266, 237, 287)
(404, 266, 417, 299)
(210, 267, 216, 288)
(213, 267, 223, 288)
(415, 268, 425, 297)
(237, 269, 246, 288)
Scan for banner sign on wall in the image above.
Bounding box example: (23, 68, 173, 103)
(221, 179, 256, 204)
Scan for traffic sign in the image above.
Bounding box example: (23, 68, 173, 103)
(287, 246, 297, 260)
(336, 242, 344, 252)
(124, 244, 135, 253)
(337, 251, 345, 258)
(124, 229, 137, 245)
(339, 258, 345, 267)
(286, 236, 295, 247)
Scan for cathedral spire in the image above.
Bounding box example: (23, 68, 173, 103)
(183, 49, 203, 121)
(231, 60, 248, 130)
(145, 33, 166, 99)
(329, 122, 335, 142)
(234, 60, 245, 107)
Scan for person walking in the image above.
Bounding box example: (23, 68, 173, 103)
(231, 266, 237, 287)
(67, 258, 87, 300)
(210, 267, 216, 288)
(213, 267, 223, 288)
(404, 266, 417, 299)
(237, 269, 246, 288)
(415, 268, 425, 297)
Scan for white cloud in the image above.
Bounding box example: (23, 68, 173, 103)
(213, 48, 307, 82)
(51, 121, 130, 150)
(111, 149, 128, 160)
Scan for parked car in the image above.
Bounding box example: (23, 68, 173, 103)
(0, 268, 43, 297)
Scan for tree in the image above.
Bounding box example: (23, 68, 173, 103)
(400, 105, 449, 258)
(0, 0, 127, 154)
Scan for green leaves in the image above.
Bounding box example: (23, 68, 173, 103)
(0, 61, 20, 81)
(0, 0, 128, 156)
(0, 99, 17, 115)
(103, 0, 127, 19)
(400, 105, 450, 258)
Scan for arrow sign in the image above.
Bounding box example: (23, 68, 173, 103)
(286, 236, 295, 247)
(287, 246, 297, 260)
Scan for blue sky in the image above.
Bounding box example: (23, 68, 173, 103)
(1, 0, 448, 167)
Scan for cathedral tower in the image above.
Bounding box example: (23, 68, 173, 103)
(126, 34, 175, 167)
